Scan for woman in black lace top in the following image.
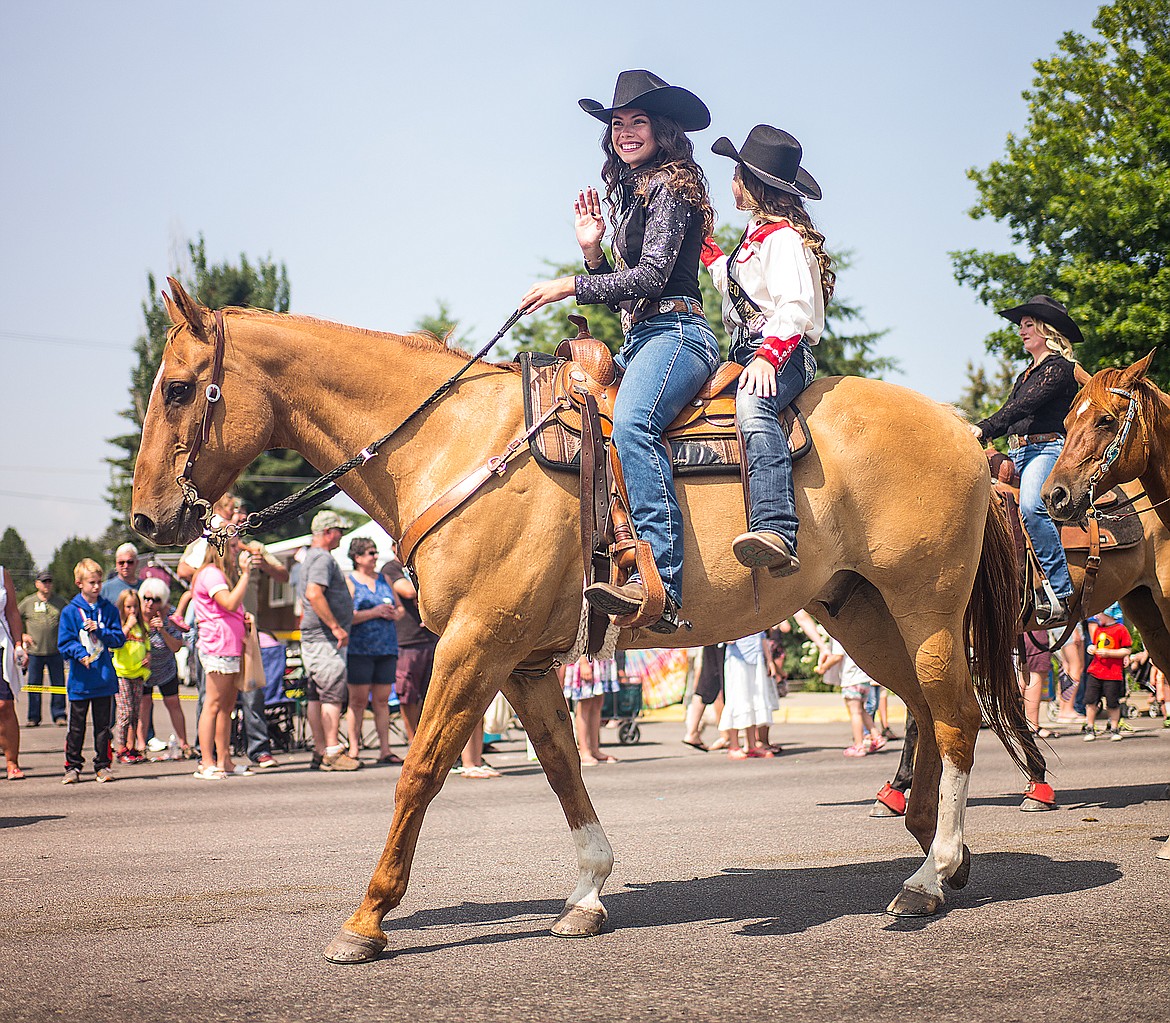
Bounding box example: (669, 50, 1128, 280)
(520, 70, 721, 633)
(971, 295, 1084, 625)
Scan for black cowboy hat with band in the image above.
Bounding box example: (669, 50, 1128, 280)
(998, 294, 1084, 346)
(711, 124, 822, 201)
(579, 69, 711, 133)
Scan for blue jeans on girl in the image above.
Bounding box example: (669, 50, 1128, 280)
(728, 339, 817, 549)
(1010, 439, 1073, 599)
(613, 310, 721, 608)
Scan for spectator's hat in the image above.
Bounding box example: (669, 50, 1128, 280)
(579, 69, 710, 132)
(997, 295, 1083, 346)
(35, 569, 53, 582)
(711, 124, 822, 200)
(1093, 602, 1124, 622)
(310, 510, 346, 533)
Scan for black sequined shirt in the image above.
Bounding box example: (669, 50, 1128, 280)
(976, 355, 1079, 440)
(573, 168, 704, 323)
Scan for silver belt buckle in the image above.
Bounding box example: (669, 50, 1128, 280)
(659, 299, 675, 315)
(1008, 434, 1022, 451)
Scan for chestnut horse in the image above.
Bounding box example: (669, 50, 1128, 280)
(1044, 352, 1170, 860)
(132, 282, 1028, 962)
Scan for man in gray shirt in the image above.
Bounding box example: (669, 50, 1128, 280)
(297, 511, 360, 771)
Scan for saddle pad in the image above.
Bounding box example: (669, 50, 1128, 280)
(518, 351, 805, 477)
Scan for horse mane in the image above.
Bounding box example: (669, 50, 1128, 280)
(223, 306, 521, 372)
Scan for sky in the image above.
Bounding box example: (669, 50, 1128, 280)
(0, 0, 1104, 566)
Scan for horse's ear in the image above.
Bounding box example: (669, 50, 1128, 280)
(1073, 363, 1092, 386)
(161, 287, 182, 326)
(1122, 349, 1157, 385)
(166, 276, 208, 337)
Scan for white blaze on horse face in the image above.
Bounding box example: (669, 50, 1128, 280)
(901, 759, 970, 899)
(1076, 398, 1091, 419)
(565, 822, 614, 916)
(153, 359, 166, 395)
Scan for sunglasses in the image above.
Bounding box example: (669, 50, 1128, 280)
(116, 559, 136, 566)
(142, 596, 161, 602)
(359, 549, 378, 556)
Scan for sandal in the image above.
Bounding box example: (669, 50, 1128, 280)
(460, 765, 498, 779)
(727, 749, 749, 760)
(378, 752, 405, 765)
(6, 765, 25, 780)
(192, 764, 225, 780)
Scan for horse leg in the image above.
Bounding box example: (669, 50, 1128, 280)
(324, 632, 509, 964)
(872, 709, 916, 818)
(809, 581, 942, 853)
(886, 618, 983, 915)
(499, 672, 614, 937)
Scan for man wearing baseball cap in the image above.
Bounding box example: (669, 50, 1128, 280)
(19, 570, 67, 726)
(297, 510, 361, 771)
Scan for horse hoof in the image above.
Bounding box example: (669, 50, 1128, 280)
(886, 887, 943, 917)
(944, 845, 972, 891)
(323, 928, 388, 964)
(870, 799, 902, 817)
(1020, 797, 1057, 812)
(1157, 838, 1170, 861)
(551, 904, 606, 938)
(871, 783, 907, 817)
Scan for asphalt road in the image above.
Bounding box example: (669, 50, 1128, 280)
(3, 712, 1169, 1023)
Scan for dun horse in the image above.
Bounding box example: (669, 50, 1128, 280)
(1044, 352, 1170, 861)
(132, 282, 1029, 962)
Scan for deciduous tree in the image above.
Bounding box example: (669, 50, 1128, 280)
(952, 0, 1170, 378)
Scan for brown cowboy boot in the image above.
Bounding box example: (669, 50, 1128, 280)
(584, 581, 682, 634)
(732, 530, 800, 576)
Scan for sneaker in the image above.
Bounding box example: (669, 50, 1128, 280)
(843, 744, 868, 757)
(116, 749, 145, 765)
(1083, 729, 1097, 742)
(321, 750, 362, 772)
(146, 737, 168, 753)
(226, 764, 253, 776)
(253, 753, 279, 769)
(95, 768, 114, 783)
(25, 720, 39, 728)
(1110, 728, 1124, 741)
(863, 734, 888, 753)
(54, 718, 68, 727)
(62, 769, 80, 785)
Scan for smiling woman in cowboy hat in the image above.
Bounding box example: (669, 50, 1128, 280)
(700, 124, 834, 578)
(971, 295, 1087, 626)
(520, 69, 720, 633)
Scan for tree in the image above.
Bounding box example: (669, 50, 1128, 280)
(0, 527, 37, 599)
(510, 222, 893, 378)
(47, 536, 107, 596)
(415, 301, 473, 351)
(951, 0, 1170, 378)
(108, 236, 318, 544)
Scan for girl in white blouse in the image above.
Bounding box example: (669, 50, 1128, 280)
(702, 124, 834, 577)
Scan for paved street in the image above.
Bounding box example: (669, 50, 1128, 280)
(3, 708, 1168, 1023)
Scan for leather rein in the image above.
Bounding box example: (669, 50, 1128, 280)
(176, 308, 524, 553)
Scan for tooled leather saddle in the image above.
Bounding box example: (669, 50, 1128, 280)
(517, 315, 812, 650)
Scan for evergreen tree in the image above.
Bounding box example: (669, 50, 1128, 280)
(0, 527, 38, 599)
(47, 536, 107, 596)
(109, 236, 316, 544)
(951, 0, 1170, 378)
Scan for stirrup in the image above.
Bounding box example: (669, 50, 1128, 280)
(1034, 594, 1071, 628)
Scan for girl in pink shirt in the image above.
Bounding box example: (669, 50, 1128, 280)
(191, 538, 253, 779)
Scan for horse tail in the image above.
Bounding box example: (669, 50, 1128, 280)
(964, 493, 1039, 777)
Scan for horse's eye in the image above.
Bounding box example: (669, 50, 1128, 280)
(1095, 414, 1114, 429)
(164, 380, 194, 406)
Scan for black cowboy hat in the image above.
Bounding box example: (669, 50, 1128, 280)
(998, 295, 1083, 346)
(579, 69, 710, 133)
(711, 124, 822, 201)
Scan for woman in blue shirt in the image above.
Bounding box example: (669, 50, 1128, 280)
(345, 537, 405, 765)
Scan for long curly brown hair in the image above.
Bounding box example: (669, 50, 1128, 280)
(737, 166, 835, 308)
(598, 111, 716, 237)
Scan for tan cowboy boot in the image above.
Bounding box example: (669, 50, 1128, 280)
(732, 530, 800, 576)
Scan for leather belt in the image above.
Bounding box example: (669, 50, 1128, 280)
(1007, 431, 1063, 451)
(631, 296, 705, 325)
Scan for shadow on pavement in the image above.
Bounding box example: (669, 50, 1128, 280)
(0, 814, 66, 829)
(382, 852, 1119, 957)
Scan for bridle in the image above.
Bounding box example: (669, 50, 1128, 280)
(173, 307, 524, 552)
(174, 308, 227, 540)
(1085, 385, 1144, 506)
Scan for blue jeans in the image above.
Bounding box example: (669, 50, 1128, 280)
(1010, 440, 1073, 599)
(26, 652, 67, 723)
(614, 311, 721, 608)
(729, 340, 817, 549)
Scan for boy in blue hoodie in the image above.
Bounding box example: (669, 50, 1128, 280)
(57, 558, 125, 783)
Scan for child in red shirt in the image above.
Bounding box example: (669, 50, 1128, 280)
(1084, 603, 1132, 741)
